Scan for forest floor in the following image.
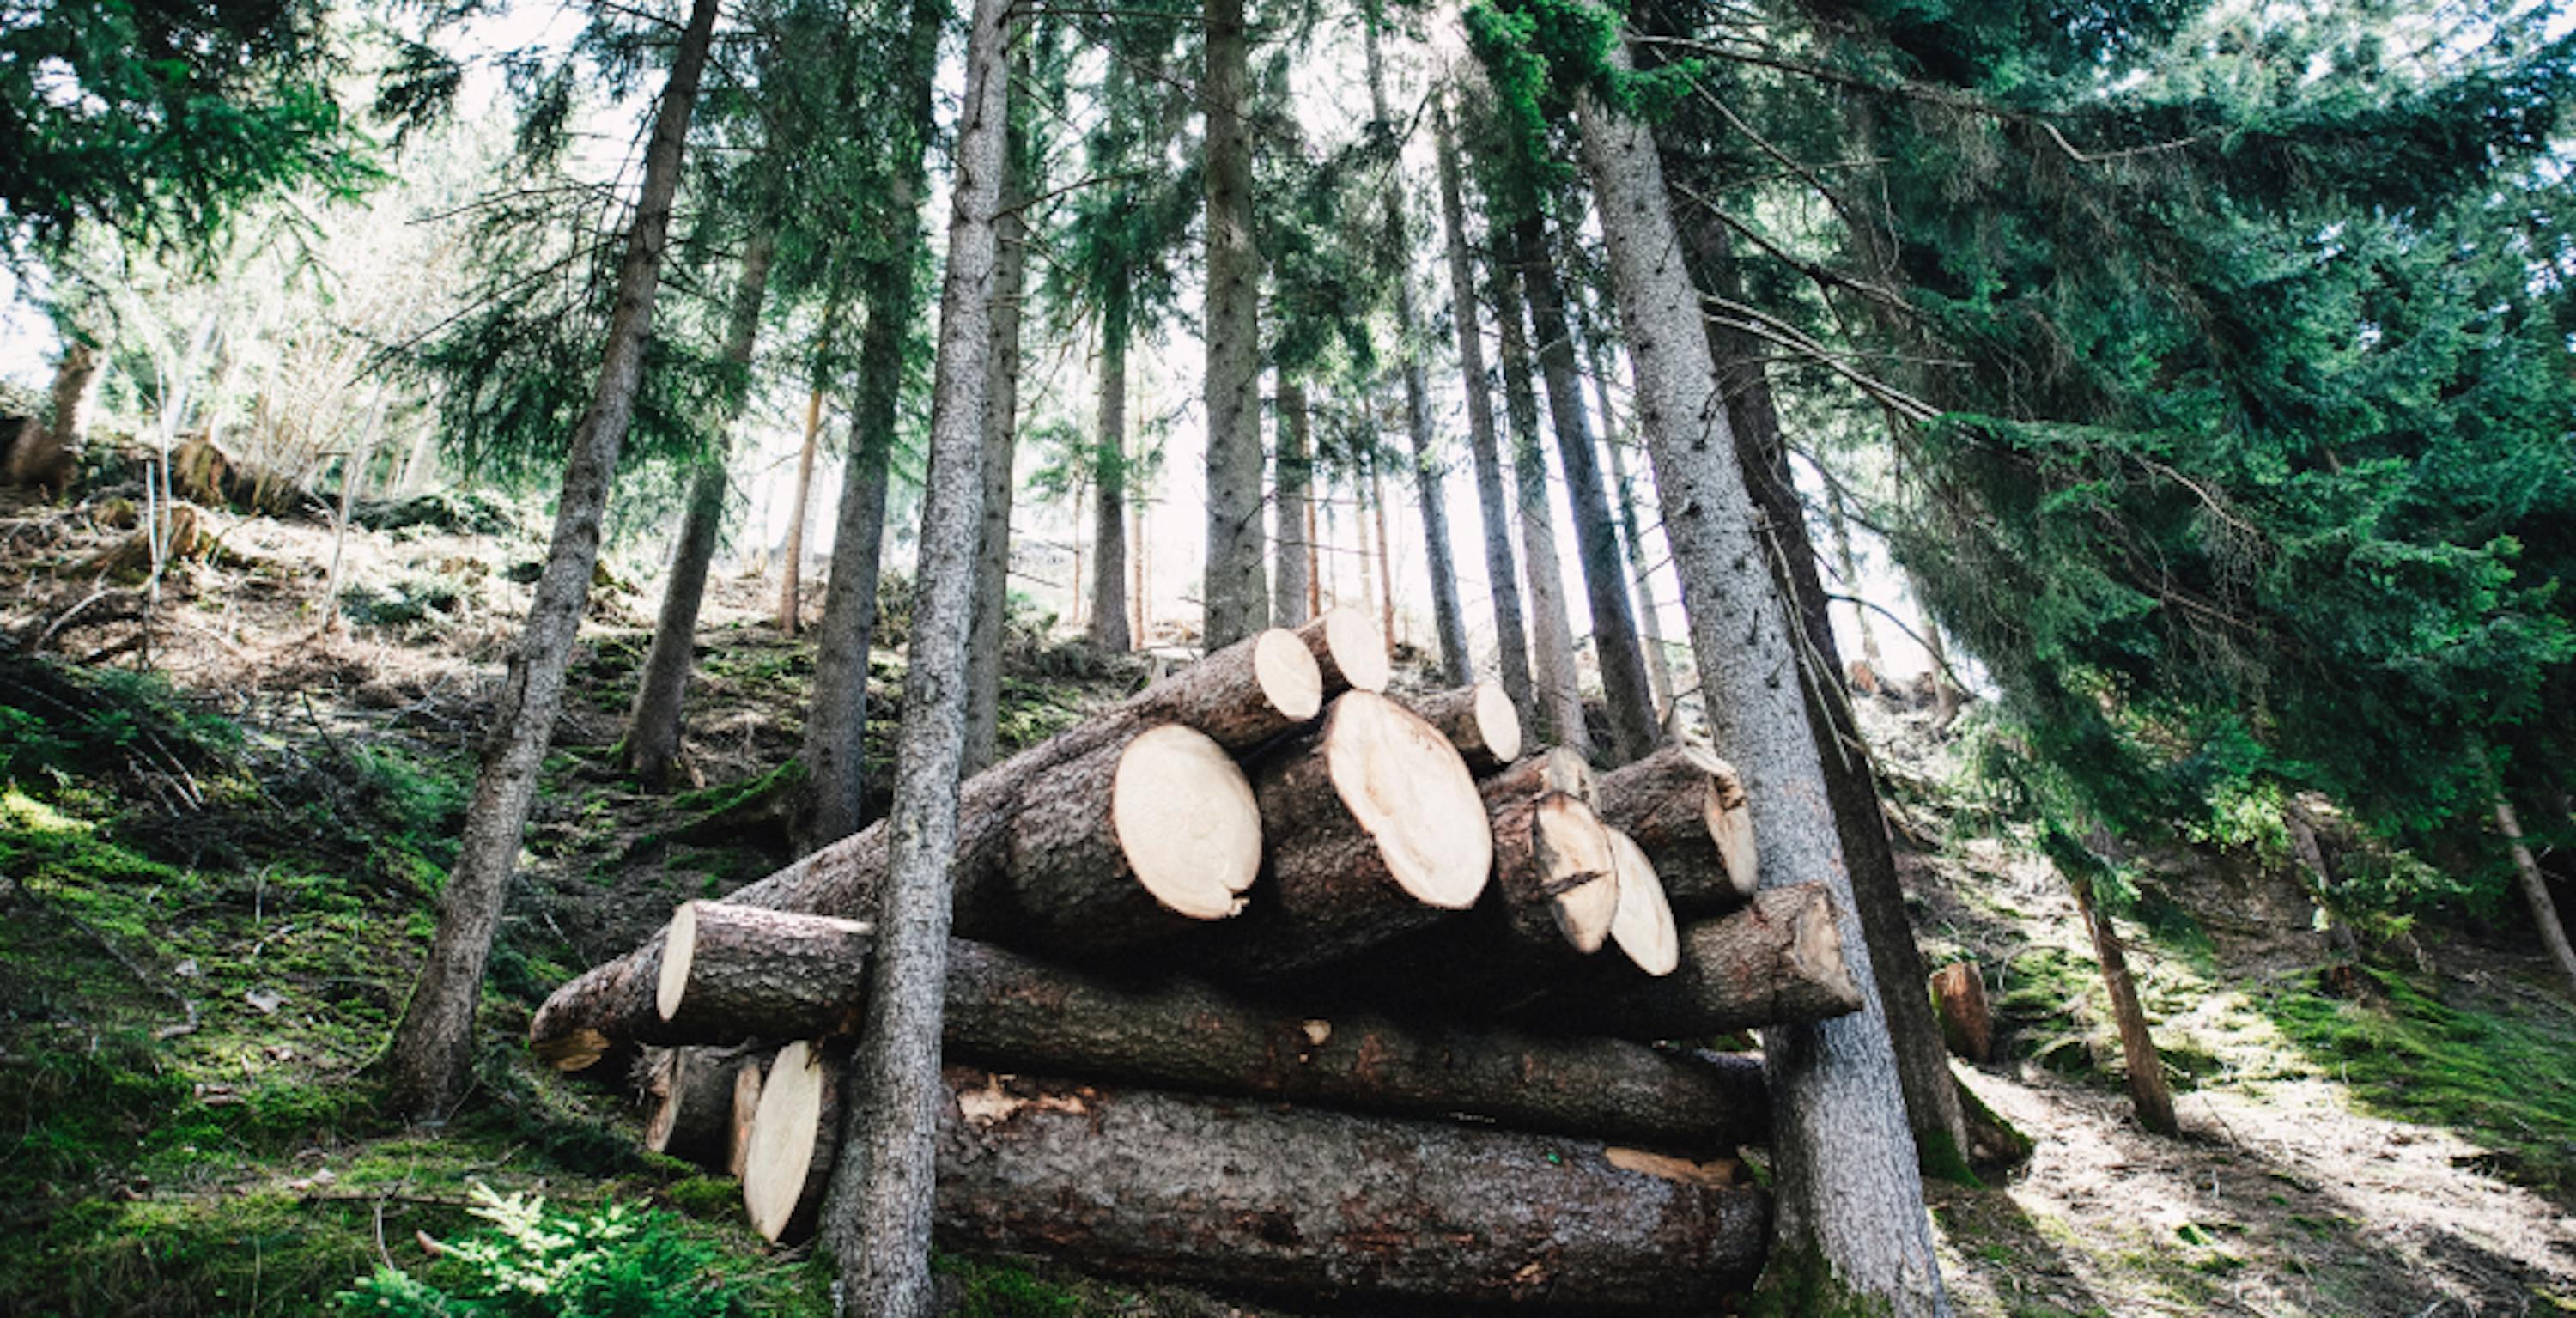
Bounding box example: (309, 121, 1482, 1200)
(2, 487, 2573, 1315)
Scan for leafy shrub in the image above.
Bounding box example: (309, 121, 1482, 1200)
(336, 1185, 751, 1317)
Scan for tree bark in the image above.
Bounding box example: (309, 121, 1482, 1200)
(784, 1066, 1773, 1308)
(1572, 60, 1950, 1314)
(1089, 288, 1131, 652)
(1369, 458, 1397, 649)
(1272, 376, 1314, 627)
(380, 0, 720, 1123)
(797, 0, 945, 857)
(1514, 213, 1659, 766)
(963, 94, 1032, 776)
(654, 902, 873, 1044)
(643, 1043, 767, 1172)
(1491, 233, 1589, 753)
(817, 0, 1009, 1303)
(1593, 744, 1759, 916)
(777, 380, 827, 635)
(1200, 0, 1266, 648)
(2067, 869, 2178, 1135)
(1599, 409, 1676, 723)
(2496, 796, 2576, 999)
(1434, 105, 1535, 720)
(622, 228, 776, 792)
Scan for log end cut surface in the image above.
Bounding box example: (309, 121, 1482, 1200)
(1605, 827, 1680, 976)
(654, 902, 702, 1023)
(1114, 725, 1263, 920)
(1311, 606, 1393, 694)
(1252, 629, 1325, 722)
(1473, 680, 1523, 764)
(1534, 793, 1619, 954)
(1327, 692, 1492, 909)
(743, 1040, 828, 1242)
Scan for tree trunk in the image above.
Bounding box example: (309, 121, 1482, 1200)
(1200, 0, 1265, 649)
(1434, 106, 1535, 720)
(2496, 796, 2576, 999)
(319, 382, 390, 633)
(1397, 681, 1522, 774)
(1369, 459, 1398, 649)
(1361, 10, 1467, 686)
(10, 337, 98, 489)
(777, 380, 826, 635)
(1594, 744, 1759, 915)
(1514, 213, 1659, 766)
(817, 0, 1008, 1303)
(1572, 60, 1950, 1314)
(963, 95, 1031, 776)
(623, 228, 776, 792)
(2067, 869, 2178, 1136)
(1304, 487, 1321, 618)
(797, 0, 945, 857)
(1598, 404, 1675, 723)
(1273, 376, 1314, 627)
(381, 0, 721, 1123)
(1823, 481, 1886, 682)
(772, 1066, 1773, 1307)
(1491, 233, 1589, 753)
(1089, 288, 1132, 651)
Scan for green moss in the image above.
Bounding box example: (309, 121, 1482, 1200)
(1742, 1243, 1899, 1318)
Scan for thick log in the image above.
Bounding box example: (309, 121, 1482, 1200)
(532, 722, 1261, 1069)
(933, 1069, 1767, 1309)
(941, 938, 1768, 1151)
(1604, 826, 1680, 977)
(641, 1044, 765, 1171)
(1512, 883, 1866, 1041)
(1592, 744, 1759, 915)
(1207, 691, 1492, 981)
(656, 903, 872, 1044)
(1401, 681, 1522, 774)
(741, 1039, 841, 1242)
(1293, 606, 1392, 697)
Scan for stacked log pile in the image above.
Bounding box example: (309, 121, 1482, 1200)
(532, 610, 1865, 1309)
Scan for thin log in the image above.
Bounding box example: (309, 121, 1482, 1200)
(655, 902, 873, 1044)
(1512, 884, 1865, 1040)
(1400, 680, 1523, 774)
(1593, 744, 1759, 914)
(1294, 606, 1393, 697)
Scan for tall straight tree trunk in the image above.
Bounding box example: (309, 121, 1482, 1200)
(1370, 458, 1397, 648)
(2067, 866, 2179, 1136)
(1433, 104, 1533, 719)
(623, 228, 778, 792)
(1132, 492, 1147, 640)
(1492, 237, 1587, 752)
(1362, 7, 1468, 685)
(815, 0, 1007, 1305)
(1573, 56, 1948, 1315)
(797, 0, 944, 856)
(2497, 795, 2576, 998)
(1200, 0, 1265, 648)
(1089, 292, 1132, 652)
(963, 88, 1032, 777)
(1515, 213, 1658, 766)
(1273, 377, 1314, 627)
(1595, 371, 1674, 722)
(1823, 482, 1886, 679)
(777, 378, 827, 635)
(382, 0, 720, 1121)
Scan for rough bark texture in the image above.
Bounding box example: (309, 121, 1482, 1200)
(817, 0, 1007, 1304)
(1594, 744, 1760, 916)
(940, 938, 1769, 1151)
(1600, 415, 1676, 722)
(777, 380, 826, 635)
(643, 1043, 765, 1170)
(529, 935, 667, 1072)
(1200, 0, 1266, 649)
(1492, 235, 1589, 753)
(381, 0, 720, 1122)
(1273, 378, 1314, 627)
(1515, 213, 1659, 766)
(1929, 961, 1992, 1064)
(797, 0, 945, 856)
(1574, 60, 1949, 1314)
(1511, 884, 1866, 1041)
(1434, 106, 1534, 720)
(1090, 285, 1132, 652)
(964, 96, 1031, 775)
(1369, 462, 1398, 649)
(927, 1067, 1771, 1309)
(622, 229, 775, 791)
(2497, 797, 2576, 998)
(1399, 682, 1522, 775)
(2069, 871, 2178, 1136)
(1002, 725, 1260, 952)
(656, 902, 873, 1044)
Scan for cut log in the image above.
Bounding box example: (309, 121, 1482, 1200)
(741, 1039, 841, 1243)
(726, 1053, 764, 1177)
(1005, 723, 1261, 951)
(1484, 784, 1619, 957)
(1485, 744, 1595, 803)
(656, 902, 872, 1044)
(1592, 744, 1759, 914)
(1604, 826, 1680, 977)
(1401, 680, 1522, 774)
(1930, 960, 1993, 1063)
(925, 1069, 1769, 1309)
(642, 1044, 765, 1171)
(1511, 883, 1865, 1040)
(1294, 605, 1392, 696)
(1208, 690, 1492, 981)
(532, 723, 1261, 1069)
(941, 938, 1767, 1151)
